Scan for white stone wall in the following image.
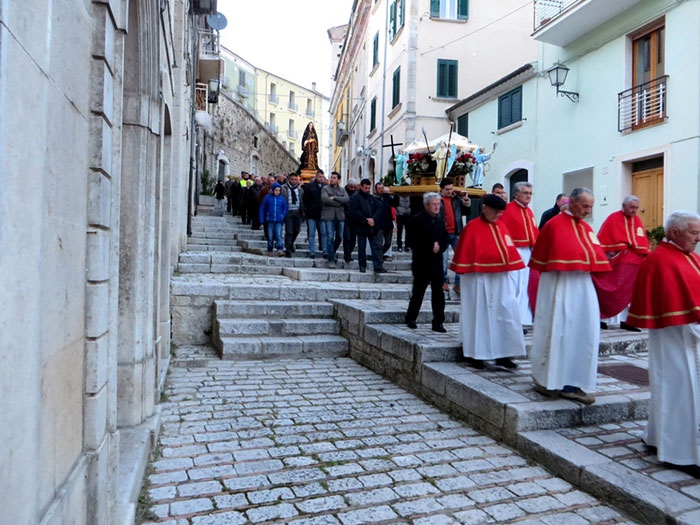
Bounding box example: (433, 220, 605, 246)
(0, 0, 194, 522)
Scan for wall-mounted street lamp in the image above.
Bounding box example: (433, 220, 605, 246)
(208, 78, 220, 104)
(546, 62, 579, 103)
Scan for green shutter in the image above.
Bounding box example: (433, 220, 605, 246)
(370, 98, 377, 131)
(373, 33, 379, 66)
(431, 0, 440, 17)
(498, 87, 522, 129)
(437, 60, 457, 98)
(511, 87, 522, 123)
(389, 1, 396, 39)
(393, 67, 401, 108)
(437, 61, 446, 97)
(458, 0, 469, 19)
(448, 61, 458, 98)
(498, 92, 511, 129)
(399, 0, 405, 28)
(457, 114, 468, 137)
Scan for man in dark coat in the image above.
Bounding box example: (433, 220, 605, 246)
(405, 192, 449, 332)
(375, 182, 397, 259)
(539, 193, 567, 229)
(302, 170, 326, 258)
(248, 176, 264, 230)
(343, 178, 359, 263)
(348, 178, 385, 273)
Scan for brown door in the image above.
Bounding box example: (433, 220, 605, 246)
(632, 167, 664, 228)
(632, 25, 665, 129)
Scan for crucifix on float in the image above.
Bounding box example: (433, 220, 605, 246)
(382, 134, 403, 184)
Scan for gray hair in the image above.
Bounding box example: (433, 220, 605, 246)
(347, 178, 359, 186)
(623, 195, 640, 205)
(569, 187, 594, 201)
(665, 210, 700, 234)
(423, 192, 441, 206)
(513, 181, 532, 195)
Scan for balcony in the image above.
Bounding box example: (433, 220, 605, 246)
(289, 130, 297, 140)
(306, 109, 315, 118)
(237, 84, 249, 98)
(289, 102, 298, 112)
(618, 76, 668, 133)
(269, 94, 279, 104)
(197, 29, 222, 84)
(532, 0, 643, 47)
(195, 83, 208, 112)
(266, 122, 278, 135)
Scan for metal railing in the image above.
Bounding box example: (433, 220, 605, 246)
(288, 102, 298, 111)
(269, 94, 279, 104)
(237, 84, 248, 98)
(195, 83, 208, 112)
(266, 123, 278, 134)
(289, 130, 298, 139)
(533, 0, 583, 31)
(618, 76, 668, 132)
(306, 109, 315, 118)
(198, 29, 220, 58)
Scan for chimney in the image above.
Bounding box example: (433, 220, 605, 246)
(312, 82, 317, 91)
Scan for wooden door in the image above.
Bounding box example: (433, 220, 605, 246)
(632, 167, 664, 228)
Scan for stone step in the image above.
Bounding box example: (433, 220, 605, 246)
(214, 300, 334, 318)
(217, 334, 349, 359)
(216, 317, 340, 337)
(282, 267, 413, 284)
(177, 263, 283, 275)
(189, 232, 237, 240)
(185, 244, 241, 253)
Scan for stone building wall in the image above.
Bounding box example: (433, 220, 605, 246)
(0, 1, 195, 523)
(207, 92, 299, 180)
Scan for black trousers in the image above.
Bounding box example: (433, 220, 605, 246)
(396, 215, 410, 248)
(284, 211, 302, 252)
(343, 223, 357, 262)
(382, 226, 393, 255)
(405, 259, 445, 325)
(250, 202, 261, 229)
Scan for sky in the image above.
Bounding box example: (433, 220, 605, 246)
(218, 0, 355, 97)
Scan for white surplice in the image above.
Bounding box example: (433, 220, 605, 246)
(460, 272, 526, 360)
(645, 323, 700, 466)
(530, 271, 600, 391)
(603, 305, 629, 325)
(510, 246, 533, 325)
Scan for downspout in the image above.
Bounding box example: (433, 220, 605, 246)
(187, 14, 199, 235)
(378, 0, 390, 182)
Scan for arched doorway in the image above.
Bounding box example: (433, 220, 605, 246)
(217, 150, 230, 180)
(509, 169, 529, 201)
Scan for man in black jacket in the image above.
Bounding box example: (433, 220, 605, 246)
(302, 170, 326, 258)
(438, 178, 471, 293)
(343, 178, 359, 263)
(348, 179, 385, 273)
(375, 182, 397, 259)
(539, 193, 567, 229)
(405, 192, 449, 332)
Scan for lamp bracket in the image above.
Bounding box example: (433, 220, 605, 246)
(557, 87, 579, 103)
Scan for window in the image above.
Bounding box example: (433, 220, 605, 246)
(269, 112, 276, 131)
(289, 91, 296, 111)
(370, 97, 377, 131)
(389, 0, 405, 40)
(282, 140, 287, 149)
(289, 119, 295, 138)
(289, 143, 295, 154)
(498, 86, 522, 129)
(392, 67, 401, 108)
(431, 0, 468, 20)
(306, 98, 313, 117)
(372, 32, 379, 67)
(633, 25, 665, 88)
(456, 113, 468, 137)
(437, 59, 458, 98)
(238, 69, 245, 86)
(269, 83, 277, 103)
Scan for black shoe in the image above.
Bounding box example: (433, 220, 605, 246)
(465, 357, 484, 369)
(359, 267, 366, 273)
(405, 318, 417, 329)
(600, 321, 609, 330)
(344, 257, 352, 263)
(309, 253, 316, 259)
(291, 246, 296, 252)
(374, 268, 388, 274)
(620, 321, 642, 332)
(495, 357, 518, 369)
(284, 251, 292, 258)
(432, 323, 447, 333)
(322, 254, 328, 260)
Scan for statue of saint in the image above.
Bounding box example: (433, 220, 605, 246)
(432, 141, 451, 181)
(472, 142, 497, 188)
(299, 122, 319, 171)
(394, 149, 407, 184)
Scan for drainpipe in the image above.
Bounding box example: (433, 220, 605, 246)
(187, 15, 199, 235)
(378, 0, 390, 183)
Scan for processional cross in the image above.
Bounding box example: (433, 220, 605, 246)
(382, 134, 403, 168)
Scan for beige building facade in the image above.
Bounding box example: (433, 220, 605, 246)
(330, 0, 538, 182)
(0, 0, 210, 522)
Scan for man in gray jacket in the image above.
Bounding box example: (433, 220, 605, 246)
(321, 172, 350, 267)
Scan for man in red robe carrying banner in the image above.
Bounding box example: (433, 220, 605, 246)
(450, 194, 526, 369)
(529, 188, 611, 404)
(500, 182, 538, 329)
(593, 196, 650, 332)
(626, 211, 700, 470)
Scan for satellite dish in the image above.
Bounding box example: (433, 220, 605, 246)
(206, 12, 228, 31)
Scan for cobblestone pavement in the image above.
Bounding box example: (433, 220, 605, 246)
(144, 357, 636, 524)
(557, 421, 700, 506)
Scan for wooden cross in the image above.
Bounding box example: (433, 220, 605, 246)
(382, 134, 403, 165)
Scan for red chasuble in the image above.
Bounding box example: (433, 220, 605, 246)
(592, 210, 650, 317)
(598, 210, 650, 255)
(627, 241, 700, 329)
(450, 216, 525, 274)
(529, 212, 611, 273)
(500, 200, 539, 247)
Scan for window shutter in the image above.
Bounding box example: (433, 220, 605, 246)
(458, 0, 469, 19)
(393, 68, 401, 107)
(431, 0, 440, 17)
(457, 113, 468, 137)
(389, 1, 396, 39)
(399, 0, 405, 28)
(511, 87, 522, 123)
(448, 61, 457, 98)
(373, 33, 379, 66)
(498, 92, 511, 129)
(437, 61, 446, 97)
(370, 98, 376, 130)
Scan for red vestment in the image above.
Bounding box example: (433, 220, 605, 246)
(529, 212, 611, 273)
(627, 241, 700, 329)
(500, 200, 539, 248)
(592, 210, 650, 317)
(450, 216, 525, 274)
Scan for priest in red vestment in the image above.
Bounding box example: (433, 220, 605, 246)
(450, 194, 526, 369)
(528, 188, 611, 405)
(627, 211, 700, 468)
(500, 182, 538, 327)
(592, 196, 650, 331)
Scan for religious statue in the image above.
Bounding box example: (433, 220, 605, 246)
(299, 122, 319, 171)
(394, 149, 407, 185)
(472, 142, 497, 188)
(432, 141, 451, 181)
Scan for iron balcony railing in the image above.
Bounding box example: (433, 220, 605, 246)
(289, 102, 298, 111)
(618, 76, 668, 132)
(198, 29, 220, 58)
(269, 94, 279, 104)
(237, 84, 248, 98)
(289, 129, 297, 139)
(306, 109, 315, 118)
(195, 83, 208, 112)
(533, 0, 583, 31)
